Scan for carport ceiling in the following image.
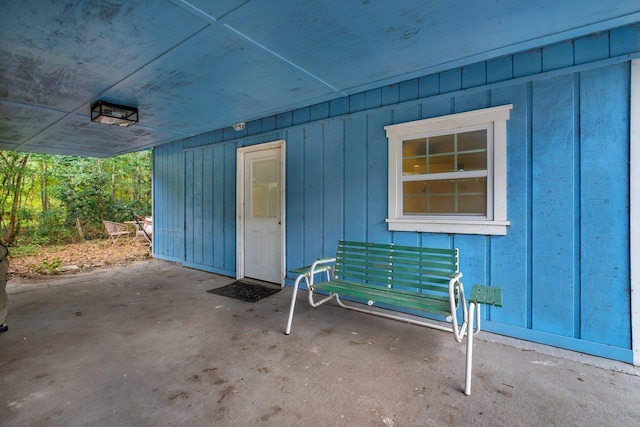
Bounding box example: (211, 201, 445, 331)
(2, 1, 640, 157)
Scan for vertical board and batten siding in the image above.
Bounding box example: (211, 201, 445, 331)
(153, 24, 639, 362)
(580, 65, 630, 347)
(183, 143, 237, 276)
(531, 74, 578, 338)
(153, 141, 184, 262)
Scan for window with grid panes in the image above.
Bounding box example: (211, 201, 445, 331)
(385, 105, 512, 235)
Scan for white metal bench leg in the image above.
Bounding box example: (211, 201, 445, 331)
(285, 274, 308, 335)
(465, 302, 476, 395)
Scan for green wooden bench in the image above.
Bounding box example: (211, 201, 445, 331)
(285, 240, 502, 395)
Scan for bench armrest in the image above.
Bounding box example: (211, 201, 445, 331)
(446, 271, 467, 342)
(449, 271, 464, 300)
(308, 258, 335, 286)
(288, 258, 335, 282)
(289, 258, 335, 275)
(468, 285, 502, 307)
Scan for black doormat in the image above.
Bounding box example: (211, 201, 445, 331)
(206, 280, 280, 303)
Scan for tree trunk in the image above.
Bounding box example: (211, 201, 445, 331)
(1, 153, 29, 246)
(40, 158, 50, 211)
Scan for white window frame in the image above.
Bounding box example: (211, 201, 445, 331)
(385, 104, 513, 235)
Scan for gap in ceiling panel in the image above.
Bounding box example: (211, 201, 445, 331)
(100, 24, 335, 136)
(0, 103, 67, 147)
(25, 113, 180, 158)
(172, 0, 249, 22)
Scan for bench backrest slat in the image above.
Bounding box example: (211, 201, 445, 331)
(334, 240, 458, 297)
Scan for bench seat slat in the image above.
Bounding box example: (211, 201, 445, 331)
(338, 253, 457, 267)
(333, 277, 451, 294)
(338, 240, 456, 255)
(314, 279, 451, 303)
(336, 267, 452, 287)
(313, 280, 453, 316)
(333, 279, 451, 295)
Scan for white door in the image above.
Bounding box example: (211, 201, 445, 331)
(241, 146, 283, 284)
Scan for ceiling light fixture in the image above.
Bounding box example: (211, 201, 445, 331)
(91, 101, 138, 127)
(233, 122, 245, 131)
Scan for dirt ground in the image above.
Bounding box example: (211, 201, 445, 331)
(6, 238, 152, 279)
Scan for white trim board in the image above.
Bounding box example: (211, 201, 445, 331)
(631, 59, 639, 366)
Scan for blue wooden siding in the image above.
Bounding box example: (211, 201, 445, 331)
(579, 65, 630, 348)
(153, 23, 639, 362)
(153, 141, 184, 262)
(179, 143, 237, 276)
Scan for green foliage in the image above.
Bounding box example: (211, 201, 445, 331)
(32, 208, 72, 245)
(0, 150, 152, 246)
(31, 257, 62, 274)
(0, 151, 30, 245)
(8, 244, 41, 257)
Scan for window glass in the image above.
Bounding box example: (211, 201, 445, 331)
(402, 178, 487, 215)
(252, 158, 278, 218)
(402, 138, 427, 175)
(401, 129, 488, 216)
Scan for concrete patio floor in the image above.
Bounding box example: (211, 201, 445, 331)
(1, 260, 639, 427)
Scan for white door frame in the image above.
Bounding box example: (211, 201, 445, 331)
(236, 140, 286, 285)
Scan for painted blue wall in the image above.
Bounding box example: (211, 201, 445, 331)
(153, 24, 640, 362)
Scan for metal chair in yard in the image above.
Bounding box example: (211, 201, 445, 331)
(131, 213, 152, 243)
(102, 220, 132, 243)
